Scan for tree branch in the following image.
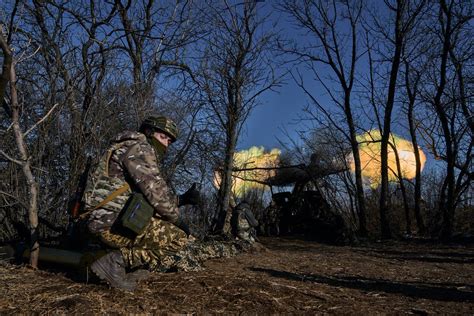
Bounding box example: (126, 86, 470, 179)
(23, 103, 59, 137)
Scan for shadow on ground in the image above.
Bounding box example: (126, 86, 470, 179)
(355, 248, 474, 264)
(249, 267, 474, 303)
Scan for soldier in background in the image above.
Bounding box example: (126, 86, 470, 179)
(83, 116, 199, 291)
(263, 200, 280, 236)
(231, 201, 259, 243)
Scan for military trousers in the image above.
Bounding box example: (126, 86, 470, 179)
(99, 216, 189, 270)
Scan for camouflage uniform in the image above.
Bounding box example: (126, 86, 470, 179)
(84, 131, 189, 269)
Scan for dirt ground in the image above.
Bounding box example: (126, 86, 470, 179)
(0, 237, 473, 314)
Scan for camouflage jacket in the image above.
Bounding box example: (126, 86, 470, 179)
(84, 131, 179, 233)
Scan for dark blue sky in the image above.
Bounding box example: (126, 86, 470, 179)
(239, 80, 307, 150)
(238, 2, 308, 151)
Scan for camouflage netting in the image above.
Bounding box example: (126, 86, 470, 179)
(151, 237, 258, 272)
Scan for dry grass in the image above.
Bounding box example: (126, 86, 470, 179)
(1, 237, 473, 314)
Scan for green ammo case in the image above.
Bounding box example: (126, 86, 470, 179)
(120, 193, 154, 235)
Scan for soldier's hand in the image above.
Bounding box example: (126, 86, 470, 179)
(178, 183, 200, 206)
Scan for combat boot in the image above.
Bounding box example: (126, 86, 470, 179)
(126, 268, 150, 284)
(90, 251, 137, 291)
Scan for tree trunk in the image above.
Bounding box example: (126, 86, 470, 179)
(391, 141, 411, 235)
(0, 31, 40, 267)
(380, 1, 405, 239)
(215, 127, 238, 234)
(406, 68, 426, 235)
(347, 108, 368, 237)
(10, 63, 40, 268)
(436, 0, 455, 240)
(408, 109, 426, 235)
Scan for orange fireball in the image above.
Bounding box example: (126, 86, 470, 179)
(348, 130, 426, 188)
(214, 146, 281, 198)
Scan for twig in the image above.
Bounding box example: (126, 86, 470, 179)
(5, 122, 13, 132)
(0, 149, 23, 165)
(0, 190, 28, 209)
(0, 190, 19, 200)
(17, 43, 41, 63)
(23, 103, 59, 137)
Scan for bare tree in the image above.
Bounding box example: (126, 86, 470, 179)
(396, 0, 472, 238)
(423, 0, 472, 238)
(370, 0, 427, 239)
(0, 14, 59, 267)
(198, 1, 281, 234)
(404, 61, 426, 234)
(281, 0, 369, 236)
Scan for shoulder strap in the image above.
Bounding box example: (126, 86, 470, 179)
(92, 182, 130, 211)
(104, 145, 119, 177)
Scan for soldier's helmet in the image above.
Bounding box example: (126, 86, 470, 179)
(140, 116, 179, 143)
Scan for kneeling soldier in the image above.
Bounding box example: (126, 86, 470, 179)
(83, 116, 199, 291)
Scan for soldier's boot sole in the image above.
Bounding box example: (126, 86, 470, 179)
(90, 253, 137, 292)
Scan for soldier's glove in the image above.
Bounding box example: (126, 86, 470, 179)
(178, 183, 200, 206)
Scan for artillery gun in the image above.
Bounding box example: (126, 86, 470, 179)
(236, 154, 352, 244)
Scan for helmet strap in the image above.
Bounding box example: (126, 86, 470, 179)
(147, 136, 167, 162)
